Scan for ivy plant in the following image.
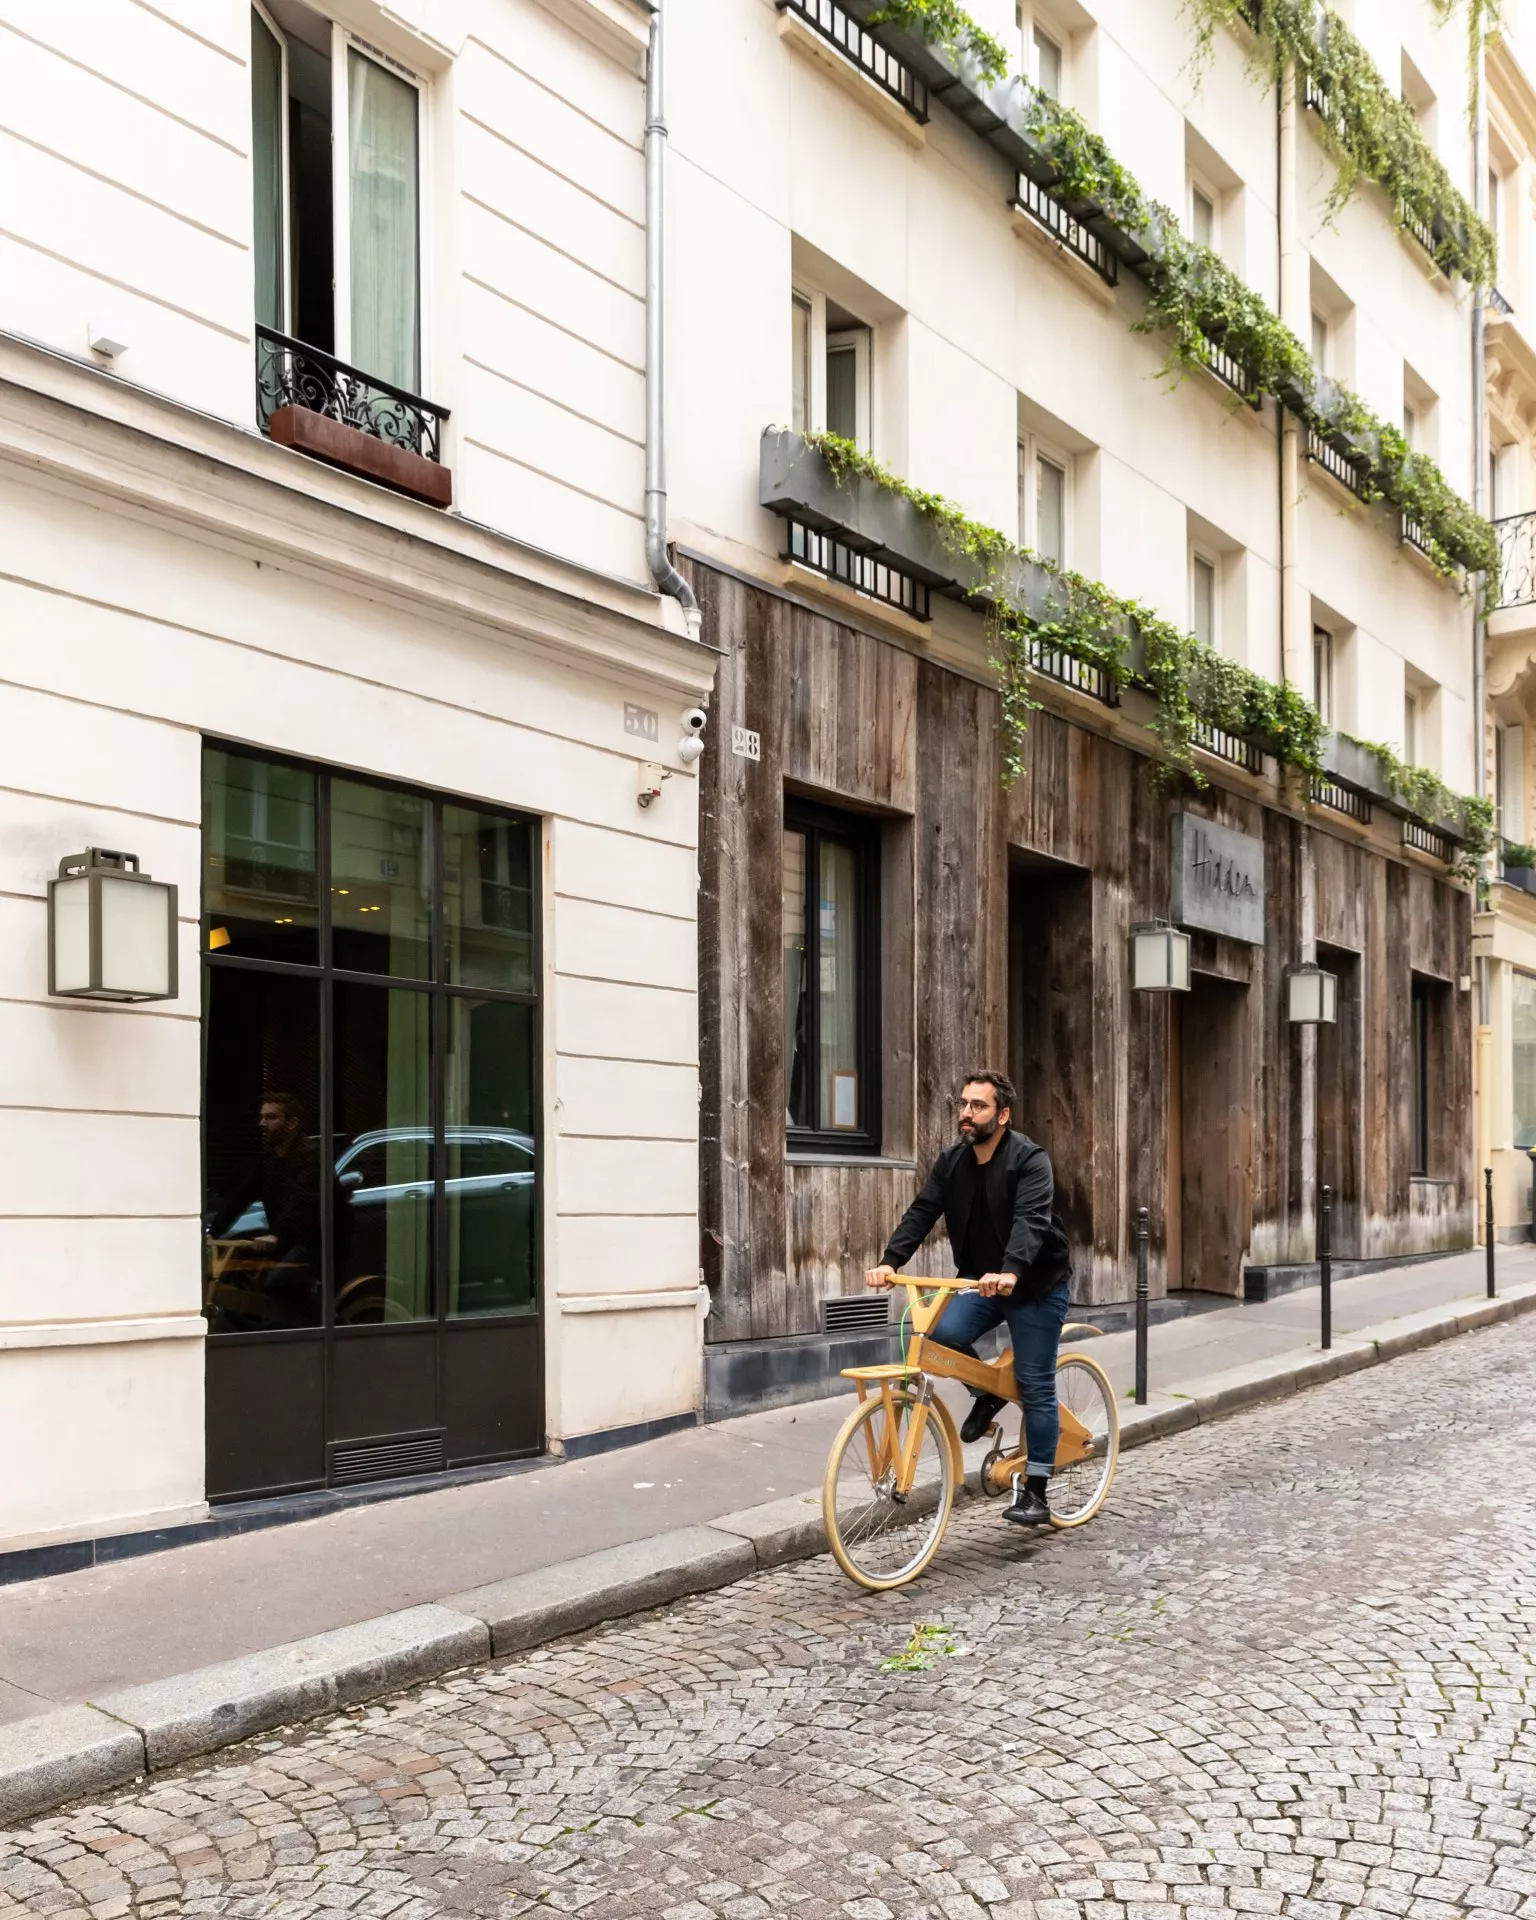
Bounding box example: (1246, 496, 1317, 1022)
(865, 0, 1009, 84)
(1187, 1, 1497, 287)
(806, 430, 1326, 787)
(1013, 84, 1498, 581)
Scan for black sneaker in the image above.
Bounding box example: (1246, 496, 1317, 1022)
(960, 1392, 1006, 1444)
(1004, 1480, 1051, 1526)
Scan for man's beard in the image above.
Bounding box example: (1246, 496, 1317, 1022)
(959, 1114, 999, 1146)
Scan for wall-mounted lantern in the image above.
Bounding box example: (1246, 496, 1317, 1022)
(48, 849, 178, 1002)
(1130, 920, 1191, 993)
(1286, 962, 1338, 1026)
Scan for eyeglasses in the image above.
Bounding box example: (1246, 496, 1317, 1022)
(956, 1098, 995, 1113)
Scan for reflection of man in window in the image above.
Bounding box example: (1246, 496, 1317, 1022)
(206, 1091, 321, 1323)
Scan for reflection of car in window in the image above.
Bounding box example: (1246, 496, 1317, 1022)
(216, 1128, 536, 1319)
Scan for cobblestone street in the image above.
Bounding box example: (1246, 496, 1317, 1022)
(4, 1317, 1534, 1920)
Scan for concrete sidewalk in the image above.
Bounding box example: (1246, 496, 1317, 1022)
(3, 1245, 1535, 1824)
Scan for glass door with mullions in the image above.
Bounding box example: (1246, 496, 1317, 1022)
(200, 744, 540, 1501)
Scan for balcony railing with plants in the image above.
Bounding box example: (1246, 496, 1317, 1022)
(256, 326, 451, 506)
(761, 427, 1494, 878)
(832, 2, 1497, 587)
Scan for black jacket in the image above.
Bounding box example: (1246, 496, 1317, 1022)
(882, 1130, 1072, 1298)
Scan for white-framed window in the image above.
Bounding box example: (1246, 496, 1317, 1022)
(1189, 179, 1217, 250)
(792, 294, 812, 436)
(1498, 723, 1526, 842)
(1018, 436, 1071, 567)
(250, 1, 425, 392)
(826, 328, 871, 444)
(1312, 624, 1334, 725)
(1190, 550, 1218, 647)
(792, 288, 872, 447)
(1031, 22, 1063, 98)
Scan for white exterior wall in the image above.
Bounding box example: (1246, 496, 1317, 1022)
(669, 0, 1478, 780)
(0, 0, 710, 1552)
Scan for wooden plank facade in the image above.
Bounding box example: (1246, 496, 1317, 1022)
(692, 560, 1474, 1342)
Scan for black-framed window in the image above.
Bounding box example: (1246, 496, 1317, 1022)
(200, 743, 538, 1335)
(1411, 980, 1430, 1177)
(782, 799, 880, 1153)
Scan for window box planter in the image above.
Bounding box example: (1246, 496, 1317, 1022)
(257, 327, 452, 510)
(1317, 733, 1470, 844)
(1502, 865, 1536, 895)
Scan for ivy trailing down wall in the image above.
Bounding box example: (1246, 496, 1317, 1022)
(1187, 2, 1497, 287)
(807, 430, 1325, 781)
(804, 431, 1496, 877)
(1009, 84, 1499, 581)
(855, 0, 1500, 585)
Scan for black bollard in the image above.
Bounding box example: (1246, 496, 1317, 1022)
(1319, 1183, 1332, 1352)
(1487, 1167, 1497, 1300)
(1134, 1205, 1150, 1406)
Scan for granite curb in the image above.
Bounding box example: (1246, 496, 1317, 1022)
(4, 1277, 1534, 1829)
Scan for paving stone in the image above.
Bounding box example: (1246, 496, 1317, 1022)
(3, 1318, 1535, 1917)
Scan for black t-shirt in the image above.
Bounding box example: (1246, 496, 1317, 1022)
(953, 1147, 1007, 1279)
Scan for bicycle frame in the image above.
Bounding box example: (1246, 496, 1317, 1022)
(844, 1279, 1103, 1492)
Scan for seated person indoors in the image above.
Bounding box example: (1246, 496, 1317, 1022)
(866, 1068, 1073, 1526)
(204, 1090, 322, 1328)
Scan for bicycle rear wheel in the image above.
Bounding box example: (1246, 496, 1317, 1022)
(822, 1387, 956, 1590)
(1050, 1353, 1119, 1528)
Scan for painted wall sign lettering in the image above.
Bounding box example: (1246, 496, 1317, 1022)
(1171, 813, 1265, 945)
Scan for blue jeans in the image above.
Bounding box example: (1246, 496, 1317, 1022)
(927, 1276, 1071, 1479)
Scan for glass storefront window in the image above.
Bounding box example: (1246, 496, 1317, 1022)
(202, 967, 323, 1331)
(443, 804, 535, 991)
(332, 982, 433, 1322)
(445, 997, 536, 1315)
(1514, 971, 1536, 1149)
(203, 748, 318, 964)
(200, 746, 539, 1336)
(330, 779, 432, 979)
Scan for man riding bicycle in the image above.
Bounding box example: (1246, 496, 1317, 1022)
(865, 1068, 1073, 1526)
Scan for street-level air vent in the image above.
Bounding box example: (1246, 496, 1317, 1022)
(329, 1429, 446, 1487)
(821, 1294, 892, 1335)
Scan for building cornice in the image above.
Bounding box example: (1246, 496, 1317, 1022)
(0, 332, 713, 702)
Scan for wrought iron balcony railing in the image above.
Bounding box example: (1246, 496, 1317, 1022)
(256, 326, 448, 465)
(1310, 775, 1372, 825)
(784, 518, 932, 619)
(1011, 173, 1119, 286)
(1197, 330, 1262, 408)
(1403, 817, 1454, 863)
(1194, 720, 1266, 775)
(776, 0, 928, 121)
(1495, 511, 1536, 611)
(1306, 425, 1371, 501)
(1400, 513, 1435, 564)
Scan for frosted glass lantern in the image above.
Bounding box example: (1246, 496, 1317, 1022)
(1287, 963, 1338, 1026)
(48, 849, 178, 1002)
(1130, 921, 1191, 993)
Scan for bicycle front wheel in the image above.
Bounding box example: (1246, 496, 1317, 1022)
(1050, 1352, 1119, 1528)
(822, 1387, 956, 1590)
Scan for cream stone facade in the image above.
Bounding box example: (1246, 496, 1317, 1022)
(0, 0, 712, 1553)
(1478, 4, 1536, 1237)
(0, 0, 1498, 1547)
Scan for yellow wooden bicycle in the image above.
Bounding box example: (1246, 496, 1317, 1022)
(821, 1279, 1120, 1590)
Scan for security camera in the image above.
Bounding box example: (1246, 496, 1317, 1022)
(678, 736, 705, 767)
(681, 706, 708, 735)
